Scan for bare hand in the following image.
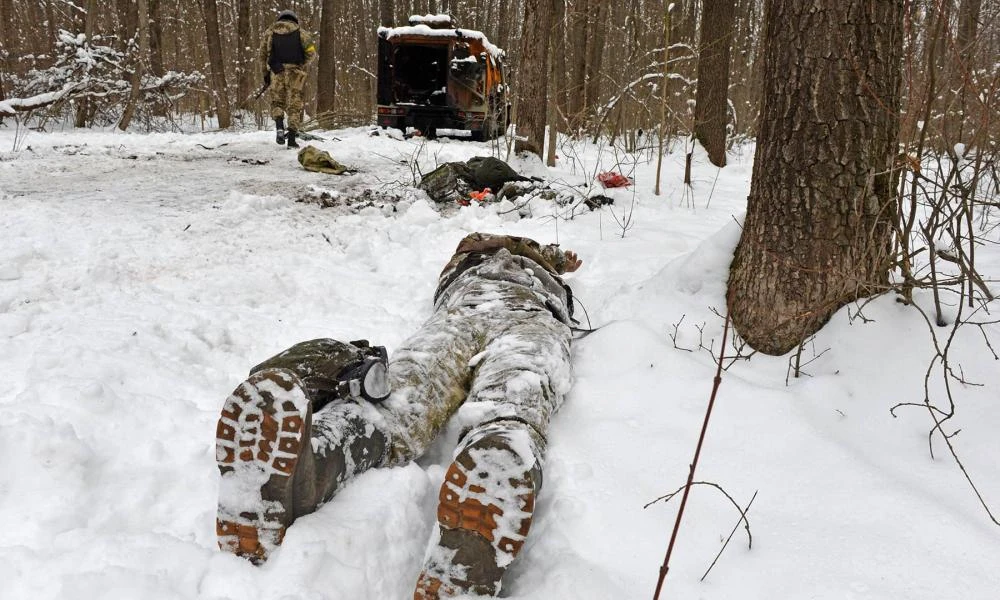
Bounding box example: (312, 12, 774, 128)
(563, 250, 583, 273)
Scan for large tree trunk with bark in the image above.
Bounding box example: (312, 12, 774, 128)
(515, 0, 553, 157)
(317, 0, 337, 114)
(693, 0, 735, 167)
(201, 0, 232, 128)
(726, 0, 904, 355)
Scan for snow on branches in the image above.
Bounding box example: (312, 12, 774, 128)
(2, 30, 203, 125)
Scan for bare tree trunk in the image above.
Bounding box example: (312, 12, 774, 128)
(546, 0, 567, 166)
(0, 0, 13, 52)
(0, 0, 15, 111)
(550, 0, 568, 128)
(584, 0, 609, 114)
(317, 0, 338, 114)
(202, 0, 232, 128)
(148, 0, 165, 77)
(119, 0, 151, 131)
(515, 0, 553, 156)
(235, 0, 251, 101)
(379, 0, 394, 26)
(74, 0, 99, 128)
(654, 4, 672, 196)
(116, 0, 139, 51)
(568, 0, 589, 128)
(693, 0, 735, 167)
(727, 0, 904, 355)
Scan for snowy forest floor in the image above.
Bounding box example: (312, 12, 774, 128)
(1, 124, 998, 600)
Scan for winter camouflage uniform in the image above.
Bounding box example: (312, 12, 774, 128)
(259, 11, 316, 138)
(216, 233, 580, 599)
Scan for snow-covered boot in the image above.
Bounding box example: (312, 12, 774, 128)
(275, 117, 286, 145)
(215, 368, 310, 563)
(413, 425, 540, 599)
(216, 343, 393, 564)
(286, 128, 299, 149)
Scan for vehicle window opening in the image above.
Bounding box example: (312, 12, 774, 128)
(393, 45, 450, 106)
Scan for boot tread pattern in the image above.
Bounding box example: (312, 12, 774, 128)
(414, 437, 536, 599)
(216, 369, 307, 563)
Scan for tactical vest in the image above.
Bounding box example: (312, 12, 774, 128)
(269, 29, 306, 73)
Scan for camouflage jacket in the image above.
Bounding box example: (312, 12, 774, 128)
(433, 233, 576, 324)
(259, 20, 316, 74)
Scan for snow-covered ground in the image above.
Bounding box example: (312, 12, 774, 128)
(1, 124, 998, 600)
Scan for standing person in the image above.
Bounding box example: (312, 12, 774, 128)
(215, 232, 582, 599)
(259, 9, 316, 149)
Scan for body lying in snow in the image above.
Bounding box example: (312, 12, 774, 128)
(215, 231, 582, 599)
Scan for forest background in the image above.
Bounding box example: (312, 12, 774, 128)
(0, 0, 992, 157)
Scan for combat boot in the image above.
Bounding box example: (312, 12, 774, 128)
(286, 128, 299, 149)
(215, 365, 391, 564)
(215, 368, 309, 563)
(414, 425, 540, 599)
(275, 117, 286, 145)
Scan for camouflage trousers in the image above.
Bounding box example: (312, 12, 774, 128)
(277, 304, 572, 507)
(381, 305, 572, 467)
(269, 65, 307, 131)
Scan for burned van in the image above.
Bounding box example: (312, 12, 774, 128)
(376, 15, 508, 140)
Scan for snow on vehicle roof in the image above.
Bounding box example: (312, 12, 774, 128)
(408, 13, 453, 25)
(378, 20, 505, 60)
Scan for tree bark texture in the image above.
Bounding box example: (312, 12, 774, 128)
(118, 0, 150, 131)
(693, 0, 735, 167)
(317, 0, 338, 114)
(726, 0, 904, 355)
(235, 0, 251, 100)
(380, 0, 395, 26)
(515, 0, 552, 157)
(583, 0, 609, 112)
(567, 0, 588, 126)
(201, 0, 232, 128)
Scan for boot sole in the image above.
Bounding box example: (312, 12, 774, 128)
(414, 435, 536, 599)
(216, 368, 308, 563)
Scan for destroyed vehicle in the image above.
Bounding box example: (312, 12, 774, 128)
(376, 14, 508, 140)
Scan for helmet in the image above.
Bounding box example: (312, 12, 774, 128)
(277, 9, 299, 23)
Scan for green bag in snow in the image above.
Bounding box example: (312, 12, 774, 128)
(297, 145, 351, 175)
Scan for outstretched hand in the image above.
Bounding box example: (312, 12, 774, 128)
(563, 250, 583, 273)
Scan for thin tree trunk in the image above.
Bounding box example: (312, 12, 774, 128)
(654, 4, 672, 196)
(148, 0, 165, 77)
(516, 0, 553, 156)
(568, 0, 588, 128)
(74, 0, 99, 128)
(379, 0, 394, 26)
(584, 0, 609, 114)
(202, 0, 232, 128)
(119, 0, 151, 131)
(727, 0, 905, 355)
(317, 0, 338, 114)
(546, 0, 567, 166)
(235, 0, 251, 101)
(693, 0, 735, 167)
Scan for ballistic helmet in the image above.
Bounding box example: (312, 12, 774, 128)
(277, 9, 299, 24)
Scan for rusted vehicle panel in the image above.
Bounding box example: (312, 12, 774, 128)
(376, 15, 508, 140)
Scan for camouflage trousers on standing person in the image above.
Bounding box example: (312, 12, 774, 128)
(269, 64, 308, 131)
(216, 237, 576, 599)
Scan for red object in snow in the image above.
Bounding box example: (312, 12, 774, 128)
(597, 171, 631, 188)
(468, 188, 493, 203)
